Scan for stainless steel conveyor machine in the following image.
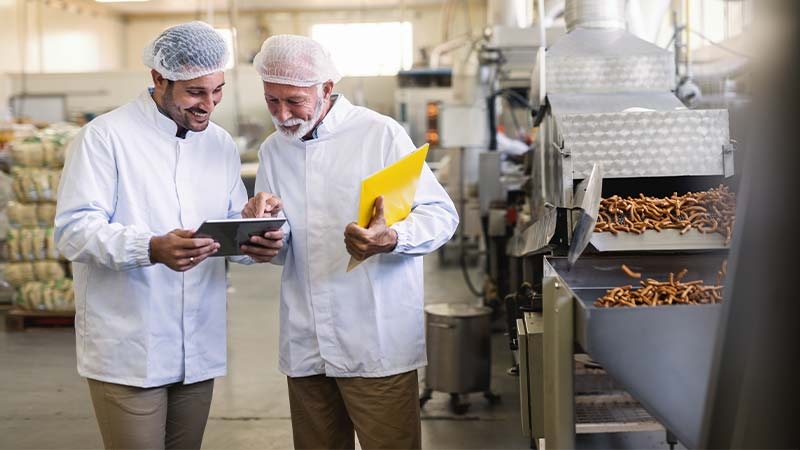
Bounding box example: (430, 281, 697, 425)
(509, 9, 737, 449)
(519, 254, 727, 449)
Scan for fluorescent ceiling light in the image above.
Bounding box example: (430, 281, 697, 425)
(95, 0, 150, 3)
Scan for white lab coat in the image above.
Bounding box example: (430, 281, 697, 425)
(255, 95, 459, 378)
(55, 90, 248, 387)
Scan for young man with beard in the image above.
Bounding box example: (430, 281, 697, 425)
(240, 35, 458, 449)
(54, 22, 283, 450)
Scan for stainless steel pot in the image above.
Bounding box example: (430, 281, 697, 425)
(424, 303, 492, 394)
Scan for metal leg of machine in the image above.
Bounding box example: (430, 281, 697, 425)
(666, 429, 678, 450)
(542, 276, 575, 449)
(517, 314, 545, 442)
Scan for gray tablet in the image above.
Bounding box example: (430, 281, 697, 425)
(194, 218, 286, 256)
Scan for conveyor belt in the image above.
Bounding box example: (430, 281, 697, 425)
(574, 369, 663, 434)
(575, 394, 663, 434)
(545, 254, 726, 448)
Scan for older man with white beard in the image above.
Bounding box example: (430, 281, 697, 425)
(269, 83, 327, 139)
(240, 35, 459, 449)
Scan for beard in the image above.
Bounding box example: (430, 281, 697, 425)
(272, 95, 325, 139)
(163, 83, 210, 133)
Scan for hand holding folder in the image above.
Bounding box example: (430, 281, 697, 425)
(346, 143, 430, 271)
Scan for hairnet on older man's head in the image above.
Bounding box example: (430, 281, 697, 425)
(142, 21, 229, 81)
(253, 35, 342, 87)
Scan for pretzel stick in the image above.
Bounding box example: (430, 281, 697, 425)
(594, 261, 728, 307)
(621, 264, 641, 279)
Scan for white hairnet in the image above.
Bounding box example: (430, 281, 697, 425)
(253, 35, 342, 87)
(142, 21, 229, 81)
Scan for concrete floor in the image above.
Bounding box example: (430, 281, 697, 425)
(0, 254, 679, 449)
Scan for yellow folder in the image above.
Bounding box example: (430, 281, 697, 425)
(347, 143, 430, 271)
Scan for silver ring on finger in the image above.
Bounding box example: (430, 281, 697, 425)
(190, 257, 195, 263)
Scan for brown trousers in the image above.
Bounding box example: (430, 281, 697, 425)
(287, 370, 421, 449)
(87, 378, 214, 450)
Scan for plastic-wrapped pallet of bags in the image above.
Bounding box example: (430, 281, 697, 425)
(17, 278, 74, 312)
(9, 137, 45, 168)
(45, 228, 60, 260)
(5, 262, 36, 288)
(8, 168, 59, 204)
(0, 170, 11, 244)
(40, 127, 77, 168)
(30, 228, 47, 260)
(33, 260, 65, 282)
(37, 203, 57, 228)
(19, 228, 37, 261)
(4, 124, 76, 313)
(41, 136, 62, 169)
(6, 201, 38, 228)
(19, 281, 42, 310)
(11, 168, 38, 203)
(31, 170, 55, 202)
(6, 229, 22, 262)
(0, 262, 13, 304)
(44, 278, 74, 311)
(0, 170, 13, 209)
(0, 212, 9, 247)
(47, 171, 61, 196)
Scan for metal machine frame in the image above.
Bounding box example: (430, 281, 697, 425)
(511, 9, 736, 449)
(520, 254, 727, 448)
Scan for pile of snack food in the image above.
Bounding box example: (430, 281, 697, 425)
(594, 262, 727, 308)
(594, 185, 737, 245)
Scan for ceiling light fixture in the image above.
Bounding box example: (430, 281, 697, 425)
(95, 0, 150, 3)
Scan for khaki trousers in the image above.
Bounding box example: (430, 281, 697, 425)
(87, 378, 214, 450)
(287, 370, 421, 450)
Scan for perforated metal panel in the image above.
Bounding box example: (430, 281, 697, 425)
(559, 109, 730, 178)
(544, 28, 675, 93)
(548, 55, 674, 93)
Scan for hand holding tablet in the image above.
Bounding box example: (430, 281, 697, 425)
(194, 218, 286, 256)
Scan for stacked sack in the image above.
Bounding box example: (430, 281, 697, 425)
(5, 124, 79, 312)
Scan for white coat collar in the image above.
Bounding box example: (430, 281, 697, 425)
(313, 93, 349, 140)
(138, 88, 203, 141)
(276, 94, 350, 144)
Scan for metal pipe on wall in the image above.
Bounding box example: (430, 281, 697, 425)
(685, 0, 692, 78)
(563, 0, 626, 32)
(537, 0, 546, 105)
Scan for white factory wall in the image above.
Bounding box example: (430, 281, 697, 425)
(120, 3, 485, 71)
(3, 1, 484, 135)
(0, 1, 124, 74)
(0, 0, 124, 119)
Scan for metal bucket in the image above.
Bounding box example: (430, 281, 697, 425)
(424, 303, 492, 394)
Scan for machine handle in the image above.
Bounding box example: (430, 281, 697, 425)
(428, 322, 455, 329)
